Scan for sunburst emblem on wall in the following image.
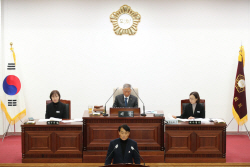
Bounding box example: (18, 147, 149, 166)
(110, 5, 141, 35)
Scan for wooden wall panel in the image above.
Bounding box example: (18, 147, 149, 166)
(25, 131, 53, 154)
(195, 131, 222, 154)
(55, 131, 82, 154)
(165, 131, 193, 154)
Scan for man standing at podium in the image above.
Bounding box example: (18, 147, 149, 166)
(113, 83, 138, 108)
(105, 124, 140, 165)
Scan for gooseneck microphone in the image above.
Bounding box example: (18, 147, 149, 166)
(105, 144, 118, 164)
(131, 146, 145, 166)
(132, 88, 146, 116)
(103, 87, 119, 116)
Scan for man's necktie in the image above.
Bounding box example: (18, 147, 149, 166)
(125, 97, 128, 107)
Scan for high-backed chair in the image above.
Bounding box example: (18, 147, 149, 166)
(113, 88, 139, 106)
(181, 99, 205, 116)
(46, 99, 71, 119)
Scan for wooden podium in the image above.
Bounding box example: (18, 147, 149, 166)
(100, 164, 149, 167)
(82, 110, 165, 163)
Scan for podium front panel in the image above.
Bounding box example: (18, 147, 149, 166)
(82, 110, 165, 163)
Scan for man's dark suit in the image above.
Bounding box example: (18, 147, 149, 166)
(105, 138, 140, 165)
(113, 94, 138, 108)
(45, 101, 67, 119)
(177, 103, 205, 119)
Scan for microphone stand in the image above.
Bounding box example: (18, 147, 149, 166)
(132, 88, 146, 116)
(105, 144, 118, 164)
(131, 146, 145, 166)
(103, 87, 118, 116)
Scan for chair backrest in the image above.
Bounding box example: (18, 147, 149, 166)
(113, 88, 139, 106)
(181, 99, 205, 116)
(46, 99, 71, 119)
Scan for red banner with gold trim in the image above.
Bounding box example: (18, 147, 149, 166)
(232, 46, 247, 125)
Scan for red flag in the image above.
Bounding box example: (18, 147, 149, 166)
(232, 46, 247, 125)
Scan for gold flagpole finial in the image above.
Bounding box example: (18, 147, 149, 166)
(10, 42, 13, 48)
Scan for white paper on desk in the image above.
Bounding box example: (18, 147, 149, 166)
(176, 118, 189, 122)
(167, 113, 175, 120)
(212, 119, 225, 123)
(27, 121, 35, 123)
(49, 117, 62, 121)
(74, 118, 83, 122)
(38, 119, 50, 122)
(145, 110, 157, 114)
(194, 118, 210, 123)
(62, 120, 75, 123)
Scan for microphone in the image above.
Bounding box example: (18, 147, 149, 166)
(105, 144, 118, 164)
(103, 87, 119, 116)
(131, 146, 145, 166)
(132, 88, 146, 116)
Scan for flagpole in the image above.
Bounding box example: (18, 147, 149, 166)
(10, 42, 17, 136)
(227, 117, 234, 128)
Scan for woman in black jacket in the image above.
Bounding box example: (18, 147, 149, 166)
(173, 91, 205, 119)
(45, 90, 66, 119)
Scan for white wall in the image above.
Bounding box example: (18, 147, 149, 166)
(1, 0, 250, 133)
(0, 0, 3, 135)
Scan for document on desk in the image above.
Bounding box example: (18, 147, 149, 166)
(167, 113, 175, 119)
(49, 117, 62, 121)
(145, 110, 157, 114)
(38, 118, 62, 122)
(62, 120, 75, 123)
(176, 118, 190, 122)
(212, 119, 225, 123)
(38, 119, 50, 122)
(74, 118, 83, 122)
(194, 118, 210, 123)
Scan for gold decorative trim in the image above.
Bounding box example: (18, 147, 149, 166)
(110, 5, 141, 35)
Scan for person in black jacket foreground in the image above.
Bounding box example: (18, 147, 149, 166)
(105, 124, 140, 165)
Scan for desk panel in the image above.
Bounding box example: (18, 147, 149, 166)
(165, 122, 226, 163)
(21, 121, 82, 163)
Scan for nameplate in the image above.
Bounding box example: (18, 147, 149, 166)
(47, 121, 59, 125)
(188, 121, 201, 124)
(118, 111, 134, 117)
(165, 119, 178, 124)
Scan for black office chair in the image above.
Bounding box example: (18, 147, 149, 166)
(46, 99, 71, 119)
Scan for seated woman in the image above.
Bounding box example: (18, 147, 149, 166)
(45, 90, 67, 119)
(173, 91, 205, 119)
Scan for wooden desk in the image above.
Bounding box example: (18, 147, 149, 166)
(165, 122, 226, 163)
(82, 110, 165, 163)
(21, 120, 82, 163)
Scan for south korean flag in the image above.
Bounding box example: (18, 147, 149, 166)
(1, 44, 26, 125)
